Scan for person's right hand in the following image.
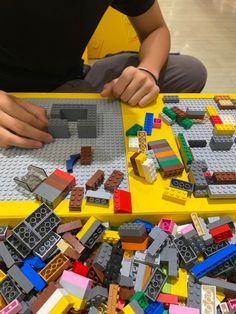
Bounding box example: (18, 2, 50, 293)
(0, 91, 53, 149)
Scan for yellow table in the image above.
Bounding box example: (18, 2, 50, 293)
(1, 93, 236, 226)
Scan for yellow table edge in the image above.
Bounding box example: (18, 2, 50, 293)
(1, 92, 236, 226)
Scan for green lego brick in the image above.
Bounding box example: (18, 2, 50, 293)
(111, 226, 119, 231)
(163, 107, 177, 121)
(161, 267, 171, 294)
(177, 117, 193, 129)
(130, 291, 149, 310)
(126, 124, 143, 136)
(159, 158, 181, 168)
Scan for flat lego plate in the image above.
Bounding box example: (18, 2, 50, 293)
(1, 93, 236, 226)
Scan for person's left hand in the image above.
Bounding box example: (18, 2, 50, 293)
(100, 66, 160, 107)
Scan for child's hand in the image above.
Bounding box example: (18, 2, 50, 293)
(100, 66, 159, 107)
(0, 91, 53, 149)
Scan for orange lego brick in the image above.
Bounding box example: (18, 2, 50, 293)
(155, 150, 175, 159)
(107, 283, 119, 314)
(121, 237, 149, 251)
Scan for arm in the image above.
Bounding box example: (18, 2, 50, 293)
(101, 1, 170, 106)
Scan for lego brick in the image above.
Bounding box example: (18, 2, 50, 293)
(113, 189, 132, 213)
(120, 258, 133, 277)
(32, 232, 61, 260)
(77, 219, 106, 249)
(129, 299, 145, 313)
(173, 235, 197, 265)
(119, 223, 147, 239)
(157, 293, 178, 307)
(145, 150, 160, 170)
(187, 279, 201, 310)
(171, 106, 187, 120)
(86, 170, 105, 190)
(100, 230, 120, 245)
(130, 152, 141, 176)
(153, 118, 162, 128)
(86, 190, 111, 207)
(48, 119, 70, 138)
(163, 187, 188, 205)
(213, 172, 236, 184)
(86, 286, 108, 308)
(203, 241, 228, 258)
(160, 246, 178, 278)
(8, 265, 34, 294)
(210, 224, 233, 243)
(191, 244, 236, 279)
(137, 131, 148, 152)
(20, 263, 46, 292)
(199, 276, 236, 294)
(0, 299, 23, 314)
(144, 267, 167, 301)
(0, 242, 16, 268)
(121, 238, 148, 251)
(69, 187, 84, 211)
(201, 284, 216, 314)
(135, 153, 147, 178)
(107, 283, 119, 314)
(214, 124, 235, 135)
(144, 301, 164, 314)
(169, 268, 188, 301)
(188, 140, 207, 147)
(134, 263, 152, 292)
(169, 304, 200, 314)
(228, 300, 236, 310)
(66, 153, 80, 173)
(208, 185, 236, 199)
(207, 216, 235, 231)
(80, 146, 92, 165)
(159, 218, 176, 234)
(39, 253, 70, 283)
(0, 276, 24, 304)
(170, 178, 194, 195)
(143, 112, 154, 135)
(190, 213, 205, 237)
(104, 170, 124, 193)
(93, 242, 112, 271)
(56, 219, 82, 234)
(126, 123, 143, 136)
(162, 95, 179, 103)
(159, 112, 175, 125)
(128, 137, 139, 152)
(0, 226, 8, 241)
(56, 239, 80, 259)
(177, 117, 193, 129)
(209, 135, 234, 151)
(163, 106, 177, 120)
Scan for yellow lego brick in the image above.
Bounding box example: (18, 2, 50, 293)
(123, 250, 134, 258)
(205, 105, 218, 117)
(162, 187, 188, 205)
(0, 270, 6, 282)
(216, 291, 225, 302)
(197, 256, 204, 262)
(214, 124, 235, 135)
(49, 295, 73, 314)
(69, 295, 86, 311)
(76, 216, 97, 240)
(100, 230, 120, 245)
(170, 268, 188, 300)
(121, 304, 135, 314)
(135, 153, 147, 178)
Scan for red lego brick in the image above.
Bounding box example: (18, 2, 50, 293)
(72, 260, 89, 277)
(53, 169, 76, 187)
(104, 170, 124, 193)
(157, 293, 178, 308)
(203, 171, 212, 177)
(210, 116, 223, 125)
(210, 224, 233, 243)
(113, 190, 132, 214)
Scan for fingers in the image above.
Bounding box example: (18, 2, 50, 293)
(13, 96, 48, 125)
(0, 126, 43, 149)
(0, 110, 52, 144)
(112, 67, 135, 98)
(100, 81, 115, 97)
(138, 86, 160, 107)
(0, 95, 48, 132)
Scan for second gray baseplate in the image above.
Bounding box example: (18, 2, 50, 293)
(166, 98, 236, 173)
(0, 98, 129, 201)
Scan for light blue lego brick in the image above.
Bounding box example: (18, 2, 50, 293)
(144, 113, 154, 135)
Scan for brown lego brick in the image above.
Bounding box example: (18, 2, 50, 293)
(80, 146, 92, 165)
(30, 282, 59, 313)
(57, 239, 81, 260)
(56, 219, 82, 234)
(171, 106, 187, 120)
(160, 164, 184, 178)
(119, 233, 148, 244)
(130, 152, 140, 176)
(87, 265, 104, 286)
(187, 114, 205, 119)
(69, 187, 84, 211)
(86, 170, 105, 190)
(107, 283, 119, 314)
(214, 95, 231, 102)
(119, 287, 135, 300)
(142, 265, 152, 290)
(104, 170, 124, 193)
(44, 173, 69, 192)
(39, 253, 70, 283)
(148, 142, 168, 150)
(213, 172, 236, 184)
(0, 294, 6, 310)
(62, 232, 85, 255)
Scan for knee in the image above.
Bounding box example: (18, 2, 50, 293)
(182, 55, 207, 92)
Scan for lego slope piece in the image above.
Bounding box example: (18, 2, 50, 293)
(114, 190, 132, 213)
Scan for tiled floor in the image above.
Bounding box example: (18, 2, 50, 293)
(159, 0, 236, 92)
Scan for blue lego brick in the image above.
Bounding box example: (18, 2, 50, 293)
(133, 219, 152, 233)
(191, 244, 236, 279)
(20, 263, 46, 292)
(144, 113, 154, 135)
(66, 153, 80, 173)
(145, 301, 164, 314)
(24, 256, 46, 269)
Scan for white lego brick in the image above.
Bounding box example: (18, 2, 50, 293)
(128, 137, 139, 152)
(201, 285, 216, 314)
(37, 288, 69, 314)
(220, 114, 236, 126)
(142, 159, 157, 183)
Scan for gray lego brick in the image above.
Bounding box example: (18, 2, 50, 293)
(208, 184, 236, 199)
(187, 279, 201, 310)
(198, 276, 236, 294)
(93, 242, 112, 271)
(8, 265, 34, 294)
(166, 98, 236, 173)
(0, 98, 129, 201)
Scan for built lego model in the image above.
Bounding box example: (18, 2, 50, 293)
(0, 203, 235, 313)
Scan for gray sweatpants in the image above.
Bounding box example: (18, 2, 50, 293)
(54, 52, 207, 93)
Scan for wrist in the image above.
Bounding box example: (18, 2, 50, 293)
(137, 66, 159, 85)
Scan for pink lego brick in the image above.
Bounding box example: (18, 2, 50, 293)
(60, 270, 93, 289)
(117, 299, 126, 310)
(228, 299, 236, 310)
(159, 219, 175, 234)
(0, 299, 23, 314)
(153, 118, 162, 128)
(181, 224, 194, 235)
(169, 304, 200, 314)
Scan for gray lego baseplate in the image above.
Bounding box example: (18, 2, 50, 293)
(165, 98, 236, 172)
(0, 98, 129, 201)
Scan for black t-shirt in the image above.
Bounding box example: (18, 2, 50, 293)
(0, 0, 154, 92)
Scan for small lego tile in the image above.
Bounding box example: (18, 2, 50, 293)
(163, 187, 188, 205)
(190, 213, 205, 237)
(137, 131, 148, 152)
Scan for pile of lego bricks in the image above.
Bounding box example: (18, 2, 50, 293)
(0, 203, 236, 314)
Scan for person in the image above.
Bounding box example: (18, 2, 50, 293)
(0, 0, 207, 149)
